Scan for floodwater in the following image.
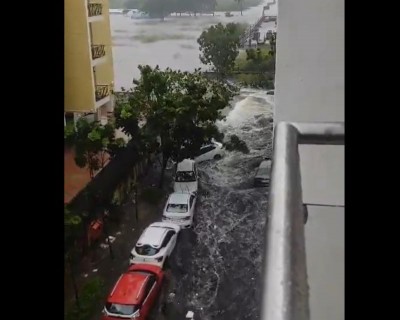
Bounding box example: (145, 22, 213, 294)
(110, 1, 277, 319)
(164, 90, 274, 320)
(110, 1, 277, 89)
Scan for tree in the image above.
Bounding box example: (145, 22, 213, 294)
(198, 23, 245, 76)
(64, 206, 82, 308)
(235, 0, 244, 16)
(64, 119, 126, 178)
(141, 0, 175, 20)
(115, 65, 238, 187)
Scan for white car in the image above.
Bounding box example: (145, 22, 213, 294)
(194, 141, 225, 163)
(129, 222, 180, 268)
(162, 192, 197, 228)
(173, 159, 199, 194)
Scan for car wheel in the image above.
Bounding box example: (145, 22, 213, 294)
(214, 154, 222, 160)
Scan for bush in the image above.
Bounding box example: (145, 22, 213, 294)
(65, 277, 105, 320)
(140, 187, 164, 205)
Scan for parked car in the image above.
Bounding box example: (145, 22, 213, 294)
(173, 159, 199, 194)
(162, 192, 197, 228)
(102, 264, 164, 320)
(254, 159, 272, 187)
(129, 222, 180, 268)
(194, 141, 225, 163)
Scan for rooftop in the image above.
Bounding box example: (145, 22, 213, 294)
(107, 272, 149, 305)
(168, 192, 190, 204)
(177, 159, 195, 171)
(137, 225, 168, 248)
(64, 148, 109, 204)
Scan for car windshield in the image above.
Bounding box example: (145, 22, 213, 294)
(105, 303, 139, 316)
(175, 171, 196, 182)
(167, 203, 188, 213)
(135, 244, 160, 256)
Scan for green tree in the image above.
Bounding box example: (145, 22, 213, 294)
(115, 65, 238, 187)
(64, 119, 126, 178)
(198, 23, 244, 76)
(235, 0, 244, 16)
(141, 0, 175, 20)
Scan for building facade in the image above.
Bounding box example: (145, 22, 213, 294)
(65, 0, 115, 125)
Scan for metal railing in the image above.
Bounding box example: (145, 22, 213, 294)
(91, 45, 106, 60)
(95, 85, 110, 101)
(88, 3, 103, 17)
(261, 122, 345, 320)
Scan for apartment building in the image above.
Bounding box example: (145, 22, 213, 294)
(65, 0, 115, 125)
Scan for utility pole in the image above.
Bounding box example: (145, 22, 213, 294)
(103, 211, 114, 260)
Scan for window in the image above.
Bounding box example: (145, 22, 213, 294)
(161, 230, 175, 248)
(190, 195, 195, 208)
(167, 203, 188, 213)
(175, 171, 196, 182)
(200, 145, 215, 154)
(142, 276, 156, 301)
(105, 303, 139, 316)
(135, 245, 160, 256)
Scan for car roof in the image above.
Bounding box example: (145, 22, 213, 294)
(168, 192, 190, 204)
(107, 271, 151, 305)
(137, 225, 168, 248)
(176, 159, 195, 171)
(259, 160, 272, 168)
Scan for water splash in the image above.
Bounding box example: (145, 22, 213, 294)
(168, 88, 274, 320)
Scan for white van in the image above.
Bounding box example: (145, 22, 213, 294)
(173, 159, 199, 194)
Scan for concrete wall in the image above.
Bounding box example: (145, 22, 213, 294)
(92, 0, 115, 88)
(65, 0, 95, 112)
(274, 0, 344, 319)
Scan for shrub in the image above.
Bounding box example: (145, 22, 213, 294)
(65, 277, 105, 320)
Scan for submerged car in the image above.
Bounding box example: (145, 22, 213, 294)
(129, 222, 180, 268)
(254, 159, 272, 187)
(194, 141, 225, 163)
(102, 264, 164, 320)
(173, 159, 199, 194)
(162, 192, 197, 228)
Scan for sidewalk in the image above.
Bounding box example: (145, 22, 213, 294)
(64, 160, 172, 319)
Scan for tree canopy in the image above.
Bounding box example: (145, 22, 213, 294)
(64, 119, 126, 178)
(198, 22, 245, 75)
(114, 65, 238, 186)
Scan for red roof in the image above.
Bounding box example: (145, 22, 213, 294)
(64, 148, 109, 204)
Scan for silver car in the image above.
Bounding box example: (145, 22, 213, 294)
(254, 159, 272, 187)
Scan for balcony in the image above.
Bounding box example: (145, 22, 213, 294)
(260, 122, 344, 320)
(88, 3, 103, 22)
(95, 85, 111, 109)
(95, 85, 110, 102)
(88, 3, 102, 17)
(91, 45, 106, 66)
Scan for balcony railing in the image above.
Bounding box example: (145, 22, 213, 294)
(95, 85, 110, 101)
(91, 45, 106, 60)
(88, 3, 103, 17)
(261, 122, 345, 320)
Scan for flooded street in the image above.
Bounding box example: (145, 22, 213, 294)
(110, 2, 276, 319)
(165, 90, 274, 320)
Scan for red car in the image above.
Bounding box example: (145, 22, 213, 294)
(101, 264, 164, 320)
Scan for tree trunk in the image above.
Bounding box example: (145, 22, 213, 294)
(241, 3, 243, 16)
(158, 153, 169, 189)
(68, 254, 80, 309)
